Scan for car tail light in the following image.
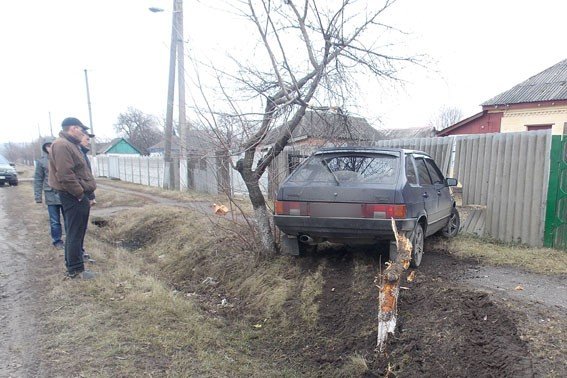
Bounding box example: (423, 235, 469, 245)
(362, 204, 407, 219)
(274, 201, 309, 216)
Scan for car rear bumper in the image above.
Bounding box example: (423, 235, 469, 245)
(273, 215, 417, 242)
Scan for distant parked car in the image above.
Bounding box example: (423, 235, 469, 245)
(0, 154, 18, 186)
(273, 147, 460, 267)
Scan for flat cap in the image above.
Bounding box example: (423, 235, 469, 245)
(61, 117, 89, 130)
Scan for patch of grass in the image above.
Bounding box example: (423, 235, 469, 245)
(67, 204, 336, 375)
(429, 234, 567, 275)
(94, 186, 153, 208)
(43, 214, 300, 377)
(339, 353, 370, 377)
(97, 178, 254, 215)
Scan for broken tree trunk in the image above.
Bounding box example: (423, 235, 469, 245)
(376, 219, 413, 352)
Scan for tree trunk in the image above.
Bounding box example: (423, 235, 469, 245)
(376, 219, 413, 352)
(241, 168, 276, 256)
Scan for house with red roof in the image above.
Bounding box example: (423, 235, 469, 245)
(438, 59, 567, 136)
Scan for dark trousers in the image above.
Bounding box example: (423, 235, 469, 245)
(59, 192, 90, 274)
(47, 204, 66, 245)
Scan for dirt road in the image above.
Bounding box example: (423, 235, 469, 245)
(0, 185, 45, 377)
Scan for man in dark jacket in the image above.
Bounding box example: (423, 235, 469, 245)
(34, 139, 65, 249)
(48, 117, 97, 279)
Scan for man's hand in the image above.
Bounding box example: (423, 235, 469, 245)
(89, 199, 96, 206)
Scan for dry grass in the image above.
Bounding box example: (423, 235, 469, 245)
(429, 234, 567, 275)
(93, 186, 153, 208)
(42, 209, 304, 376)
(98, 178, 255, 215)
(339, 354, 370, 377)
(38, 201, 328, 376)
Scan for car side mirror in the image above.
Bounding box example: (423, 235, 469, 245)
(9, 162, 15, 167)
(445, 178, 458, 187)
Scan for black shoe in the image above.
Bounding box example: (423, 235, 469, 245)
(53, 241, 64, 249)
(64, 270, 80, 279)
(64, 270, 97, 280)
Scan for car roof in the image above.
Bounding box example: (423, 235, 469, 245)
(313, 146, 431, 158)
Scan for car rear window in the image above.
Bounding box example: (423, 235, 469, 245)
(288, 154, 399, 185)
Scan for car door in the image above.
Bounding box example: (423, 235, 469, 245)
(424, 158, 453, 227)
(402, 154, 424, 218)
(414, 156, 438, 231)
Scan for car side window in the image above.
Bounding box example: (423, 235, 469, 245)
(415, 158, 433, 185)
(405, 155, 417, 185)
(424, 159, 445, 184)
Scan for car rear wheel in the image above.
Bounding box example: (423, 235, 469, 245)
(441, 208, 460, 238)
(410, 223, 424, 268)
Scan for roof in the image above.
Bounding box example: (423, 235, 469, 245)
(263, 110, 382, 144)
(482, 59, 567, 106)
(102, 138, 143, 155)
(148, 130, 216, 154)
(374, 126, 436, 139)
(436, 111, 486, 136)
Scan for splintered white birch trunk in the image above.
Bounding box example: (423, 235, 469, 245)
(376, 219, 413, 352)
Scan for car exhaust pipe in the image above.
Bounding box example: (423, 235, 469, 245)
(299, 235, 314, 244)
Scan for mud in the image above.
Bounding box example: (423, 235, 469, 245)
(255, 245, 565, 377)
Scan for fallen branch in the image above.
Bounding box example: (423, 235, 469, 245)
(376, 219, 413, 352)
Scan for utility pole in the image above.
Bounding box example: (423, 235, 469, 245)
(48, 112, 54, 137)
(84, 69, 96, 156)
(163, 0, 178, 190)
(177, 0, 188, 189)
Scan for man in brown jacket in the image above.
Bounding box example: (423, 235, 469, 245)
(48, 117, 97, 279)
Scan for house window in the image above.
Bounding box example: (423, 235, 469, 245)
(526, 124, 552, 131)
(288, 153, 309, 173)
(199, 159, 207, 170)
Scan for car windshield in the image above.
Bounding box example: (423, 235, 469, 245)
(288, 153, 399, 185)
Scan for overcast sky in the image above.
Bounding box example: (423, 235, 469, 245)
(0, 0, 565, 143)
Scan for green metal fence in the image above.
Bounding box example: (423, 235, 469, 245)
(544, 135, 567, 250)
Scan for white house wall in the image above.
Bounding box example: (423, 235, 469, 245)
(500, 105, 567, 134)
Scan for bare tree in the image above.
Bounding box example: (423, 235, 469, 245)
(114, 107, 164, 154)
(1, 141, 41, 165)
(196, 0, 419, 255)
(428, 106, 463, 131)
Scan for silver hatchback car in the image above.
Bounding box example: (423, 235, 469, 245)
(273, 147, 460, 266)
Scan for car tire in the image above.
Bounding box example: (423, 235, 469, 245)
(441, 208, 460, 238)
(410, 223, 424, 268)
(9, 181, 18, 187)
